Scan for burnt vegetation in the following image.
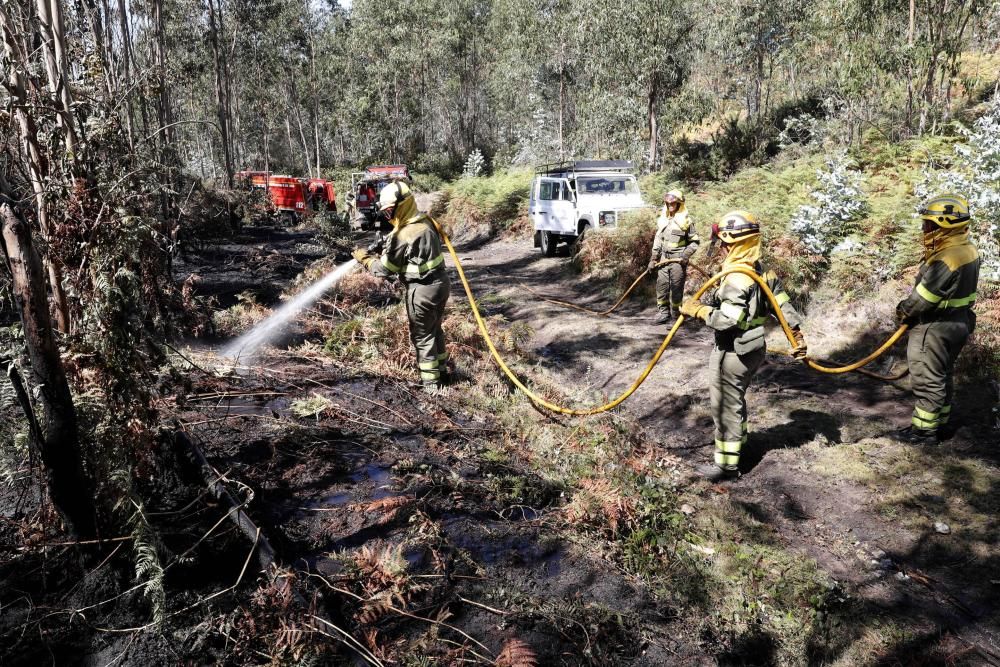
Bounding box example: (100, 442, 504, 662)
(2, 0, 1000, 665)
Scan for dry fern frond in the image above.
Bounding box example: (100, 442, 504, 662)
(494, 638, 538, 667)
(357, 596, 393, 625)
(352, 495, 415, 527)
(564, 477, 636, 536)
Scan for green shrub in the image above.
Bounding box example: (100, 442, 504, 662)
(439, 170, 532, 244)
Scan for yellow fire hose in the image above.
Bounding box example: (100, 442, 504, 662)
(513, 258, 711, 317)
(506, 256, 907, 382)
(432, 219, 909, 415)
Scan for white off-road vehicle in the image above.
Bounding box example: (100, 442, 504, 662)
(530, 160, 646, 256)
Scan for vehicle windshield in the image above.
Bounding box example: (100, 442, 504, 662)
(577, 176, 639, 195)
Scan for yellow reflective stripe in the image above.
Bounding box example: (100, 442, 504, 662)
(938, 292, 976, 308)
(420, 370, 440, 381)
(775, 292, 790, 306)
(666, 240, 689, 248)
(380, 255, 403, 273)
(657, 299, 669, 306)
(714, 439, 743, 454)
(916, 282, 943, 304)
(738, 316, 767, 330)
(914, 406, 939, 421)
(715, 452, 740, 467)
(939, 405, 952, 414)
(436, 351, 449, 361)
(418, 360, 440, 370)
(912, 415, 938, 429)
(404, 254, 444, 277)
(720, 301, 745, 323)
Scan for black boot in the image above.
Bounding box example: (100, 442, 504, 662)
(694, 463, 740, 482)
(653, 310, 671, 324)
(892, 426, 939, 446)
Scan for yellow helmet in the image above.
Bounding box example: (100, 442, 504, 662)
(919, 194, 970, 229)
(713, 210, 760, 244)
(663, 189, 684, 205)
(377, 181, 412, 214)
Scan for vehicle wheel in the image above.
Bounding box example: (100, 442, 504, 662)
(540, 230, 557, 257)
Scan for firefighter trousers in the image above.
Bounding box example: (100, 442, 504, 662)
(709, 345, 765, 470)
(656, 259, 687, 315)
(906, 318, 971, 432)
(405, 275, 451, 385)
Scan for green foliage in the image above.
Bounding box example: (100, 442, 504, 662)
(112, 471, 166, 626)
(440, 170, 532, 242)
(920, 95, 1000, 280)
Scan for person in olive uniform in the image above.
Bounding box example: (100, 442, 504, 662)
(894, 194, 980, 445)
(353, 182, 451, 390)
(649, 190, 699, 323)
(680, 211, 807, 481)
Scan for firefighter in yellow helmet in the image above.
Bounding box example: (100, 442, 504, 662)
(679, 212, 807, 481)
(352, 182, 451, 390)
(649, 190, 700, 323)
(894, 194, 979, 445)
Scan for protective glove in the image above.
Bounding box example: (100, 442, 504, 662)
(791, 328, 808, 360)
(352, 247, 372, 265)
(679, 298, 711, 321)
(367, 233, 385, 254)
(895, 301, 914, 325)
(647, 259, 658, 272)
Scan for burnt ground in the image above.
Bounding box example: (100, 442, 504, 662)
(2, 221, 998, 665)
(451, 236, 1000, 664)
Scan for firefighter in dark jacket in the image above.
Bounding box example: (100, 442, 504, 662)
(352, 182, 451, 390)
(894, 194, 980, 445)
(649, 190, 700, 323)
(679, 211, 807, 481)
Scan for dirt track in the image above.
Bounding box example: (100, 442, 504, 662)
(449, 234, 1000, 661)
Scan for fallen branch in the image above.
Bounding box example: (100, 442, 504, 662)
(175, 431, 277, 573)
(1, 356, 44, 453)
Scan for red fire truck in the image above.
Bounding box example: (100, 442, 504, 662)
(235, 170, 337, 225)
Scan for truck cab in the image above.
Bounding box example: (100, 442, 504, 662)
(530, 160, 645, 256)
(347, 164, 411, 231)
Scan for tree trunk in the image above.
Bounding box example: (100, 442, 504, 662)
(206, 0, 234, 186)
(647, 74, 659, 172)
(0, 200, 95, 539)
(0, 9, 72, 334)
(35, 0, 79, 159)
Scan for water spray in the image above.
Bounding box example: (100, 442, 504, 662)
(223, 259, 359, 361)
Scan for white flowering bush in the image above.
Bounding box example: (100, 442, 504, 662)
(789, 153, 870, 255)
(778, 113, 826, 149)
(919, 96, 1000, 280)
(462, 148, 485, 178)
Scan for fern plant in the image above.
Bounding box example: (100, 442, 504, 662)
(112, 470, 166, 625)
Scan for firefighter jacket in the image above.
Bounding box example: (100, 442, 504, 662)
(896, 227, 979, 326)
(651, 206, 699, 262)
(365, 197, 447, 284)
(703, 239, 801, 354)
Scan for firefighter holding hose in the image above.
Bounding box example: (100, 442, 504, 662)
(679, 211, 807, 481)
(893, 194, 980, 445)
(649, 190, 700, 323)
(352, 182, 451, 391)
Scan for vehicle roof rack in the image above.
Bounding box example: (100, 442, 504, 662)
(535, 160, 633, 175)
